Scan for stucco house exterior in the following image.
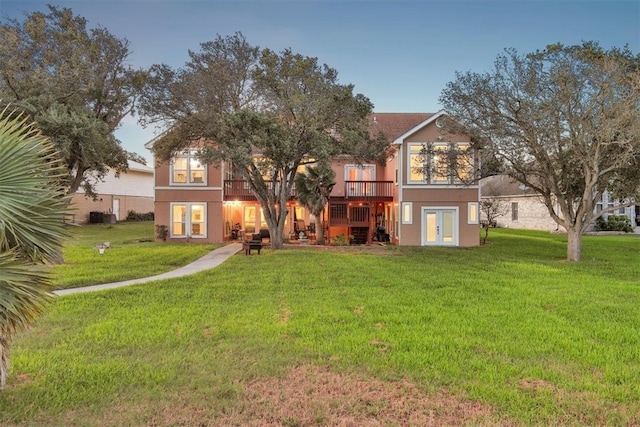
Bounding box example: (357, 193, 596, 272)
(146, 111, 481, 247)
(480, 174, 639, 232)
(70, 160, 155, 223)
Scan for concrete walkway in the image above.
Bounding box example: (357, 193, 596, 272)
(54, 242, 243, 296)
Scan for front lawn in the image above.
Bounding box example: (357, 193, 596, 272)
(53, 221, 218, 289)
(2, 229, 638, 425)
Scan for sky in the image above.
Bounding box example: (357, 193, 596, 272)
(1, 0, 639, 163)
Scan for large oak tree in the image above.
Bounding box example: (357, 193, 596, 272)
(0, 5, 147, 197)
(440, 42, 640, 261)
(140, 33, 387, 248)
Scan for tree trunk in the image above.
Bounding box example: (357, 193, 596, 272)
(566, 227, 582, 261)
(266, 213, 286, 250)
(316, 217, 325, 245)
(0, 335, 8, 390)
(481, 225, 489, 245)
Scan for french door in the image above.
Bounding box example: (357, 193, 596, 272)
(422, 208, 458, 246)
(345, 164, 375, 197)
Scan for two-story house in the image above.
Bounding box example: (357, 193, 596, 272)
(145, 111, 480, 247)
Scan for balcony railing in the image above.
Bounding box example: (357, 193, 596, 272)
(223, 180, 297, 201)
(344, 181, 394, 200)
(224, 180, 254, 200)
(224, 180, 394, 201)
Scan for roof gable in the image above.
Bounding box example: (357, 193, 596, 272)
(389, 110, 447, 144)
(369, 113, 434, 141)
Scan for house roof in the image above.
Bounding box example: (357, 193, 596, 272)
(480, 175, 538, 197)
(369, 113, 435, 141)
(127, 160, 154, 174)
(145, 112, 440, 152)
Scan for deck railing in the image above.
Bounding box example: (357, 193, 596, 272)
(223, 180, 298, 201)
(344, 181, 394, 200)
(224, 180, 393, 201)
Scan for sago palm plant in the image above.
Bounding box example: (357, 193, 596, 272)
(0, 106, 69, 389)
(295, 163, 335, 245)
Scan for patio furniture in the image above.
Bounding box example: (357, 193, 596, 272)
(243, 233, 263, 255)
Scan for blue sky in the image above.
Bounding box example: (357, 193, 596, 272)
(2, 0, 639, 162)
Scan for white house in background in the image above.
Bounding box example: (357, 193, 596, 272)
(480, 175, 639, 232)
(70, 160, 154, 223)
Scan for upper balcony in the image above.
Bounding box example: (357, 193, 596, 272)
(342, 181, 394, 201)
(223, 180, 297, 201)
(223, 180, 394, 202)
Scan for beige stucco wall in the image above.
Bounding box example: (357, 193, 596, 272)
(483, 195, 561, 231)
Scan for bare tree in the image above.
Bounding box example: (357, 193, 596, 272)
(479, 198, 509, 245)
(440, 42, 640, 261)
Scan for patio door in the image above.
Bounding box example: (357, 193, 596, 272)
(345, 164, 375, 197)
(422, 208, 458, 246)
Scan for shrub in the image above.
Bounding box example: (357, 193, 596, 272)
(126, 210, 155, 221)
(595, 214, 632, 232)
(155, 225, 168, 241)
(331, 232, 353, 246)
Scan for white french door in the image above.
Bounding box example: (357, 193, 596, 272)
(345, 164, 375, 197)
(422, 208, 458, 246)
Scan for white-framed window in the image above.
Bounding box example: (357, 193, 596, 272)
(171, 203, 206, 238)
(468, 202, 479, 224)
(407, 142, 474, 185)
(455, 143, 473, 184)
(408, 144, 426, 183)
(171, 151, 206, 185)
(402, 202, 413, 224)
(430, 143, 450, 184)
(511, 202, 519, 221)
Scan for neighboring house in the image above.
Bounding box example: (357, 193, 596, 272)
(480, 174, 639, 232)
(595, 191, 640, 231)
(146, 111, 481, 247)
(70, 160, 155, 223)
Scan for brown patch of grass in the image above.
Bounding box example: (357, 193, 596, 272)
(278, 307, 292, 324)
(518, 378, 557, 392)
(215, 364, 511, 426)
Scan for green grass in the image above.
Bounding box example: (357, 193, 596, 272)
(2, 228, 639, 425)
(53, 221, 218, 289)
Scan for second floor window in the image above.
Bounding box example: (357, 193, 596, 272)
(408, 142, 473, 185)
(171, 152, 206, 185)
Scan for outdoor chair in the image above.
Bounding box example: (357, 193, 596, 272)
(243, 233, 263, 255)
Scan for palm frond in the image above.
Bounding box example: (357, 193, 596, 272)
(0, 105, 67, 389)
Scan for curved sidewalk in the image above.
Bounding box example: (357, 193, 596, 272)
(54, 242, 243, 296)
